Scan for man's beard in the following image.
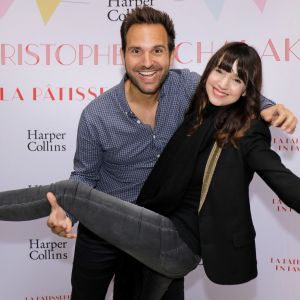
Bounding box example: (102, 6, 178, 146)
(125, 65, 170, 95)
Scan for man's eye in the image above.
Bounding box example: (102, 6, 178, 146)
(154, 48, 163, 54)
(131, 49, 140, 54)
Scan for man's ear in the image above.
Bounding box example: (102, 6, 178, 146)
(120, 48, 125, 66)
(170, 49, 175, 66)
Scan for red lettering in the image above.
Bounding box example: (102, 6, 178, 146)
(175, 42, 193, 64)
(76, 87, 85, 100)
(68, 88, 73, 100)
(45, 88, 55, 100)
(55, 44, 76, 65)
(1, 43, 15, 64)
(196, 42, 214, 63)
(79, 44, 93, 65)
(261, 39, 280, 61)
(41, 44, 55, 65)
(113, 44, 122, 65)
(58, 87, 64, 100)
(17, 44, 22, 65)
(88, 87, 97, 99)
(94, 45, 110, 65)
(99, 87, 106, 95)
(275, 265, 285, 271)
(0, 87, 3, 100)
(12, 88, 24, 101)
(25, 44, 40, 65)
(33, 87, 42, 100)
(285, 38, 300, 61)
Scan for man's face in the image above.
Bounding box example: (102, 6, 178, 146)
(121, 24, 174, 96)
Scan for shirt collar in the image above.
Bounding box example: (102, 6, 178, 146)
(116, 72, 170, 115)
(116, 75, 132, 116)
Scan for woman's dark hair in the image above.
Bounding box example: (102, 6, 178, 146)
(120, 6, 175, 54)
(187, 42, 262, 147)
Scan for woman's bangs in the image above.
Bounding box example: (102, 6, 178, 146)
(217, 51, 248, 84)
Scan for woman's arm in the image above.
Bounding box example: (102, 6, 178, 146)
(240, 119, 300, 212)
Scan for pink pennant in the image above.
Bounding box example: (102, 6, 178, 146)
(253, 0, 267, 13)
(0, 0, 14, 18)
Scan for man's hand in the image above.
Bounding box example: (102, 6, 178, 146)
(260, 104, 298, 134)
(47, 192, 77, 239)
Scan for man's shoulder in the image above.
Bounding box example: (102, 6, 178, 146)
(83, 82, 122, 115)
(168, 68, 200, 81)
(162, 69, 200, 101)
(165, 69, 200, 93)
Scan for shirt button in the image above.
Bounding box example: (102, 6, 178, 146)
(156, 154, 160, 158)
(137, 120, 141, 124)
(153, 135, 156, 139)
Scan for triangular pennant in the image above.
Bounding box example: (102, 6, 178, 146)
(204, 0, 225, 20)
(0, 0, 14, 18)
(253, 0, 267, 13)
(36, 0, 61, 24)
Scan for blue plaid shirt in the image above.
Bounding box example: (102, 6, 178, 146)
(70, 68, 274, 203)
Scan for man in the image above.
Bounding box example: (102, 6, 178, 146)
(47, 6, 297, 300)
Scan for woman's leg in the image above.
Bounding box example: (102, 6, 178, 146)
(0, 184, 52, 221)
(0, 180, 199, 277)
(139, 267, 173, 300)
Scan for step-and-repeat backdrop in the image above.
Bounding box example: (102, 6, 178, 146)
(0, 1, 299, 299)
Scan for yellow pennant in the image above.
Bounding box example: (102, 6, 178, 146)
(36, 0, 61, 24)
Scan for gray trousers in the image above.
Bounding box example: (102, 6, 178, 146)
(0, 180, 199, 279)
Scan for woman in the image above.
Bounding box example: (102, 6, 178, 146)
(1, 42, 300, 286)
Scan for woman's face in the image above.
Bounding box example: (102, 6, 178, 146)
(205, 60, 246, 106)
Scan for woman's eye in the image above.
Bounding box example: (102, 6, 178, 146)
(234, 78, 243, 84)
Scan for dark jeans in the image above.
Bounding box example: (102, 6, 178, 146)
(72, 225, 183, 300)
(0, 180, 199, 298)
(71, 225, 122, 300)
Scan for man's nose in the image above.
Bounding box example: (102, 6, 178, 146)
(142, 52, 153, 68)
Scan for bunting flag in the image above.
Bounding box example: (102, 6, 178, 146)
(36, 0, 61, 24)
(203, 0, 225, 20)
(0, 0, 14, 18)
(253, 0, 268, 12)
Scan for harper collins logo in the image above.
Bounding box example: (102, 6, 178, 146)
(27, 130, 66, 152)
(107, 0, 154, 21)
(29, 239, 68, 260)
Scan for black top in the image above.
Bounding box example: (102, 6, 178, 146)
(137, 104, 220, 214)
(170, 141, 213, 255)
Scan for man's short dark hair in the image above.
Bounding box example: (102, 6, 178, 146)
(120, 6, 176, 53)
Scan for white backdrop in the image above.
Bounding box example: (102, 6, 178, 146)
(0, 0, 299, 299)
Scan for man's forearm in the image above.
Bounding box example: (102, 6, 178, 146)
(260, 94, 275, 110)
